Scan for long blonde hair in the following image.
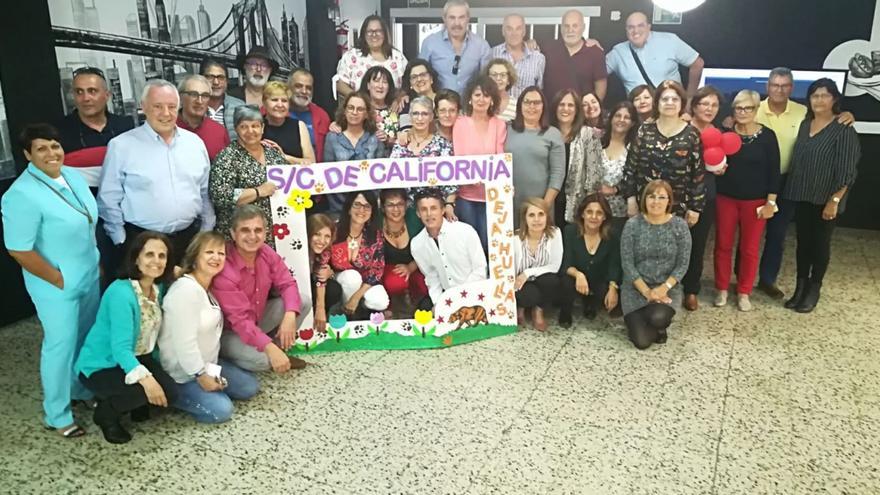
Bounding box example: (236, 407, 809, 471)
(516, 197, 556, 240)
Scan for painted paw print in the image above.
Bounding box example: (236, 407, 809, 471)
(273, 223, 290, 240)
(314, 182, 326, 193)
(504, 184, 512, 194)
(401, 322, 413, 333)
(359, 160, 369, 171)
(504, 153, 513, 162)
(288, 267, 296, 277)
(352, 324, 367, 337)
(507, 275, 515, 283)
(428, 178, 438, 186)
(276, 206, 290, 216)
(491, 240, 499, 248)
(506, 230, 514, 237)
(490, 254, 497, 262)
(290, 239, 303, 250)
(316, 328, 328, 339)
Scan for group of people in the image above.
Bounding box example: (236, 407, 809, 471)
(1, 0, 861, 444)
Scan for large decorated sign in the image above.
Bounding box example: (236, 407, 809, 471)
(267, 154, 518, 354)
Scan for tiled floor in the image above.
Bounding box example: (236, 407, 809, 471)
(1, 228, 879, 494)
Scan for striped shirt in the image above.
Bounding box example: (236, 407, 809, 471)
(490, 44, 545, 99)
(784, 119, 860, 213)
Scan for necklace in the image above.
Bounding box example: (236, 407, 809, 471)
(28, 170, 93, 224)
(347, 233, 362, 251)
(411, 132, 431, 149)
(385, 224, 406, 239)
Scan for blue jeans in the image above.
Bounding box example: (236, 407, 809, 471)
(759, 177, 796, 285)
(172, 360, 259, 423)
(454, 198, 487, 253)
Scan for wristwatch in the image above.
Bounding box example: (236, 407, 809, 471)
(664, 281, 674, 290)
(831, 196, 841, 203)
(767, 200, 777, 206)
(445, 201, 456, 208)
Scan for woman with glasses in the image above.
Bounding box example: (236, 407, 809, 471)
(484, 58, 518, 122)
(209, 105, 287, 245)
(620, 80, 705, 229)
(628, 84, 654, 124)
(335, 15, 407, 96)
(379, 189, 428, 311)
(453, 75, 507, 252)
(712, 89, 780, 312)
(505, 87, 565, 224)
(783, 79, 859, 313)
(398, 59, 439, 132)
(620, 180, 691, 350)
(681, 86, 723, 311)
(261, 81, 315, 165)
(434, 89, 461, 142)
(330, 191, 390, 319)
(330, 67, 400, 156)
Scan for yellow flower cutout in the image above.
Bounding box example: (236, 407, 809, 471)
(286, 189, 314, 212)
(414, 310, 433, 325)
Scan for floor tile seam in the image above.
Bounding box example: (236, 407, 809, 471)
(710, 324, 739, 495)
(723, 388, 864, 423)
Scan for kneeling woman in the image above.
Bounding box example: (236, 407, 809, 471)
(559, 194, 621, 327)
(158, 232, 259, 423)
(380, 189, 428, 306)
(620, 180, 692, 349)
(330, 191, 390, 318)
(307, 213, 344, 332)
(75, 232, 177, 443)
(513, 198, 563, 331)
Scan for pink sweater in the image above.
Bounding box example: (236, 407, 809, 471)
(452, 115, 507, 201)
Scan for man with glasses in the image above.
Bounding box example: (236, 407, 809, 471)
(543, 10, 607, 102)
(56, 67, 134, 196)
(288, 68, 331, 162)
(200, 58, 245, 141)
(418, 0, 491, 95)
(606, 11, 704, 98)
(228, 46, 278, 106)
(176, 74, 229, 160)
(490, 14, 545, 99)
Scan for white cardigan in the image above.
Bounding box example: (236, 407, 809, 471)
(158, 275, 224, 384)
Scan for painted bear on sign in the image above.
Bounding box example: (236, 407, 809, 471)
(447, 305, 488, 330)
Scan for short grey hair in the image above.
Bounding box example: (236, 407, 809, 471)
(768, 67, 794, 82)
(443, 0, 469, 16)
(140, 79, 178, 104)
(177, 74, 210, 92)
(233, 104, 264, 128)
(230, 204, 267, 231)
(410, 95, 435, 113)
(732, 89, 761, 109)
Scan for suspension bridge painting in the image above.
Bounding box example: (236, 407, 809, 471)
(50, 0, 308, 119)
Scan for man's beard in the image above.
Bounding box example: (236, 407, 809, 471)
(247, 74, 267, 88)
(293, 95, 311, 108)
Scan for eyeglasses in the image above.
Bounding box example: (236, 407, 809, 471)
(72, 66, 106, 81)
(488, 71, 508, 78)
(352, 201, 373, 211)
(204, 74, 227, 81)
(437, 108, 458, 115)
(181, 91, 211, 100)
(365, 29, 384, 37)
(647, 194, 669, 201)
(769, 83, 792, 91)
(626, 22, 648, 31)
(410, 72, 430, 82)
(245, 60, 271, 70)
(660, 96, 681, 103)
(810, 93, 834, 100)
(522, 99, 543, 107)
(696, 101, 719, 110)
(452, 55, 461, 75)
(410, 111, 432, 118)
(734, 105, 756, 114)
(346, 105, 367, 113)
(383, 202, 405, 209)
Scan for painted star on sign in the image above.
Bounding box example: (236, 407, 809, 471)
(459, 290, 468, 298)
(437, 316, 445, 323)
(489, 309, 496, 316)
(477, 293, 485, 301)
(445, 298, 453, 306)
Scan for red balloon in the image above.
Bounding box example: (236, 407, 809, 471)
(704, 146, 725, 166)
(700, 127, 722, 148)
(721, 132, 743, 155)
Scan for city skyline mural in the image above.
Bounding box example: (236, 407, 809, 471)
(49, 0, 308, 120)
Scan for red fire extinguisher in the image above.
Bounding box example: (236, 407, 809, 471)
(336, 19, 350, 58)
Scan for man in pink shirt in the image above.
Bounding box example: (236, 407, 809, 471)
(214, 205, 306, 373)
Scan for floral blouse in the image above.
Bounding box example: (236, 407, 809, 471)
(600, 148, 628, 218)
(132, 280, 161, 356)
(620, 122, 705, 216)
(209, 141, 286, 245)
(336, 48, 408, 90)
(390, 134, 458, 201)
(330, 232, 385, 286)
(565, 126, 604, 223)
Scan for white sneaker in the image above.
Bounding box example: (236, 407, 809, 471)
(714, 290, 728, 307)
(738, 294, 752, 312)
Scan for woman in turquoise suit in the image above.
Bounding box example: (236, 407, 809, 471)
(1, 124, 101, 438)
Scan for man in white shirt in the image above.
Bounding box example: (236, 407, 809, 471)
(410, 188, 488, 310)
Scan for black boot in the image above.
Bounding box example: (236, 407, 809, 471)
(94, 401, 132, 444)
(558, 306, 573, 328)
(795, 281, 821, 313)
(784, 278, 808, 309)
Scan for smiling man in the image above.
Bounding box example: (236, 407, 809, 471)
(201, 58, 245, 141)
(228, 46, 278, 106)
(606, 11, 704, 98)
(98, 79, 214, 269)
(418, 0, 491, 95)
(176, 74, 229, 160)
(543, 10, 608, 102)
(490, 14, 545, 99)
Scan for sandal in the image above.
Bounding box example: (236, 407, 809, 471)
(71, 399, 98, 410)
(47, 423, 87, 438)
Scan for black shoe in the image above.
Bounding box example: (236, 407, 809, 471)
(558, 307, 573, 328)
(655, 328, 668, 344)
(583, 304, 597, 320)
(795, 281, 821, 313)
(130, 405, 150, 423)
(96, 420, 132, 444)
(758, 281, 785, 300)
(784, 278, 808, 309)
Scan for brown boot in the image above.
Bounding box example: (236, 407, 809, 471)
(288, 356, 308, 370)
(683, 294, 699, 311)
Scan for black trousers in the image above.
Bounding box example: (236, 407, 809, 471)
(80, 354, 177, 425)
(559, 274, 609, 314)
(624, 303, 676, 350)
(311, 278, 343, 313)
(794, 202, 837, 284)
(682, 198, 715, 295)
(516, 273, 561, 309)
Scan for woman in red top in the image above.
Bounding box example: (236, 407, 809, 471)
(330, 191, 389, 319)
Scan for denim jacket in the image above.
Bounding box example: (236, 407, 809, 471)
(323, 131, 384, 162)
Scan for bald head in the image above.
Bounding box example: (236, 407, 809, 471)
(560, 10, 585, 47)
(502, 14, 526, 48)
(625, 11, 651, 48)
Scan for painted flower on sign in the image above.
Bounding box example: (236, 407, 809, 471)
(273, 223, 290, 240)
(414, 310, 433, 325)
(287, 189, 314, 212)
